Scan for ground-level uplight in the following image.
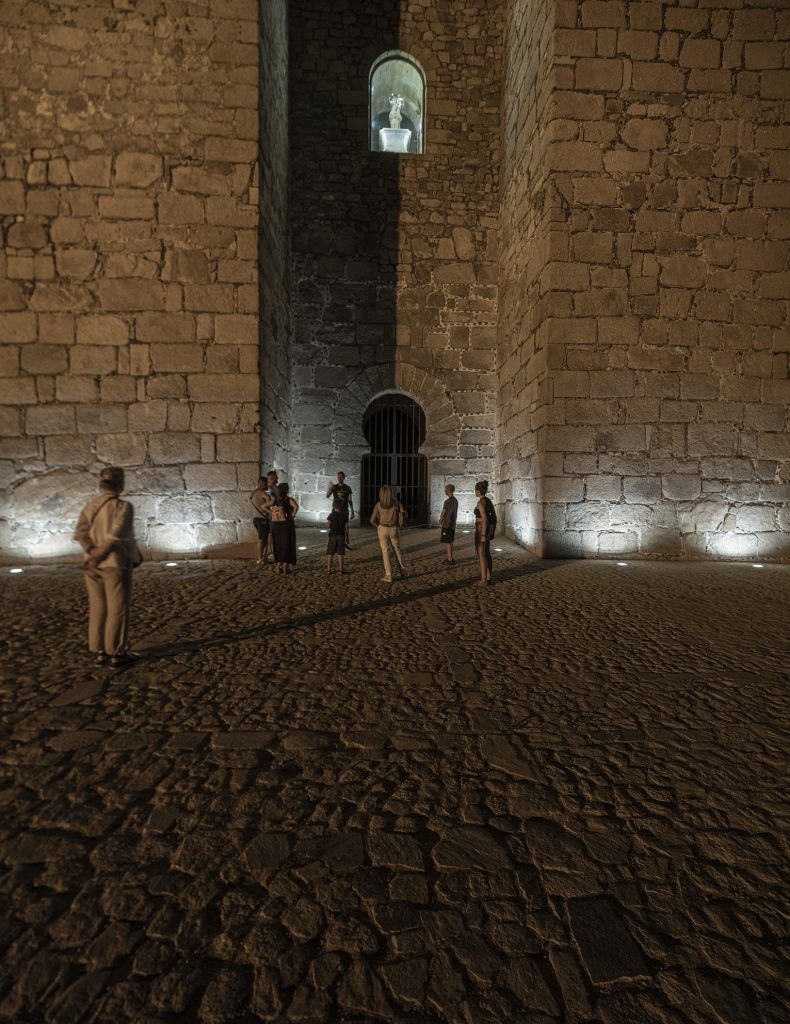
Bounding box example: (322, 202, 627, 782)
(617, 562, 628, 567)
(9, 567, 24, 574)
(752, 563, 764, 568)
(298, 546, 307, 551)
(462, 530, 470, 534)
(165, 561, 177, 567)
(494, 547, 503, 552)
(319, 529, 328, 533)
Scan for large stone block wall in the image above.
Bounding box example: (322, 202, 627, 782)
(288, 0, 503, 525)
(498, 0, 790, 560)
(497, 0, 557, 550)
(260, 0, 291, 477)
(0, 0, 262, 561)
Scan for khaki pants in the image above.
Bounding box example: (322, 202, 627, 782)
(85, 567, 132, 655)
(377, 525, 405, 579)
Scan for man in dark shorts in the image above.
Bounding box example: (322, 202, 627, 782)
(439, 482, 458, 564)
(325, 501, 348, 573)
(326, 471, 354, 549)
(250, 469, 278, 565)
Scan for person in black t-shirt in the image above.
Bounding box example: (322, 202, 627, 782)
(474, 480, 497, 586)
(326, 471, 354, 549)
(325, 502, 348, 574)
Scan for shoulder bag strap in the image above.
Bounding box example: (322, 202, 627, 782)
(87, 495, 117, 534)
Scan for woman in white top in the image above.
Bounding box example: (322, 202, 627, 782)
(73, 466, 139, 666)
(369, 484, 407, 582)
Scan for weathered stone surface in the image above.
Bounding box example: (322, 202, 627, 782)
(480, 734, 543, 781)
(2, 4, 261, 563)
(368, 832, 424, 870)
(568, 896, 650, 984)
(244, 834, 290, 872)
(211, 731, 274, 750)
(432, 827, 511, 872)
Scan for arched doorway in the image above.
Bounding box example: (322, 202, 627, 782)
(361, 393, 428, 525)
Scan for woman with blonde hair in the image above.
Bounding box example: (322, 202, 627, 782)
(369, 484, 407, 582)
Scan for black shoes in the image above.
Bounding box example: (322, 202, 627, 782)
(109, 652, 136, 668)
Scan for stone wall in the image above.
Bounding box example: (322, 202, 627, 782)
(497, 0, 557, 550)
(498, 0, 790, 560)
(2, 0, 786, 563)
(260, 0, 291, 477)
(288, 0, 503, 525)
(0, 0, 261, 562)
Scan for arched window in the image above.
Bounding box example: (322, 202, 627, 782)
(369, 51, 426, 155)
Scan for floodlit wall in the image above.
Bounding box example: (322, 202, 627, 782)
(498, 0, 790, 559)
(497, 0, 557, 551)
(0, 0, 262, 562)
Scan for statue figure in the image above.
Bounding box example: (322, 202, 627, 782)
(388, 94, 404, 130)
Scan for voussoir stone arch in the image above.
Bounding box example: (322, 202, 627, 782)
(332, 362, 462, 460)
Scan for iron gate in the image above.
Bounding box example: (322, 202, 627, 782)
(361, 394, 429, 526)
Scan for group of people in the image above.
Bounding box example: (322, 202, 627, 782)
(249, 469, 301, 573)
(251, 469, 497, 586)
(72, 466, 499, 666)
(250, 470, 355, 574)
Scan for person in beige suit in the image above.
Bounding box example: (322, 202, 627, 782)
(369, 484, 407, 582)
(73, 466, 139, 667)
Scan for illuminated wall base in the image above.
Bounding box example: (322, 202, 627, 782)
(502, 498, 790, 562)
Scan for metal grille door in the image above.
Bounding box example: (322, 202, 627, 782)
(361, 395, 428, 526)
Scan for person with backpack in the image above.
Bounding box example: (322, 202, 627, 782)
(73, 466, 141, 667)
(474, 480, 496, 586)
(267, 482, 299, 574)
(325, 500, 348, 574)
(369, 484, 407, 582)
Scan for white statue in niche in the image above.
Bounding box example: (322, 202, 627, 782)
(388, 93, 404, 129)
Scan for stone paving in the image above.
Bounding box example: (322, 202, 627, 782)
(1, 529, 788, 1024)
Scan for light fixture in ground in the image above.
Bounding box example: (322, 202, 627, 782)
(9, 567, 24, 574)
(319, 529, 327, 533)
(752, 563, 764, 568)
(494, 547, 503, 552)
(617, 562, 628, 567)
(165, 561, 177, 567)
(298, 546, 307, 551)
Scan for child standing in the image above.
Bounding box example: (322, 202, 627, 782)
(326, 501, 348, 574)
(439, 483, 458, 564)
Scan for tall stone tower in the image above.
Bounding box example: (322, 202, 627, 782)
(285, 0, 502, 529)
(497, 0, 789, 560)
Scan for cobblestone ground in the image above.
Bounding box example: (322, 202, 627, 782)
(1, 530, 788, 1024)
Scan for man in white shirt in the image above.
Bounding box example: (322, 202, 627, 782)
(73, 466, 139, 667)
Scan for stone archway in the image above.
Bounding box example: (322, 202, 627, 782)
(330, 361, 463, 460)
(360, 392, 429, 525)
